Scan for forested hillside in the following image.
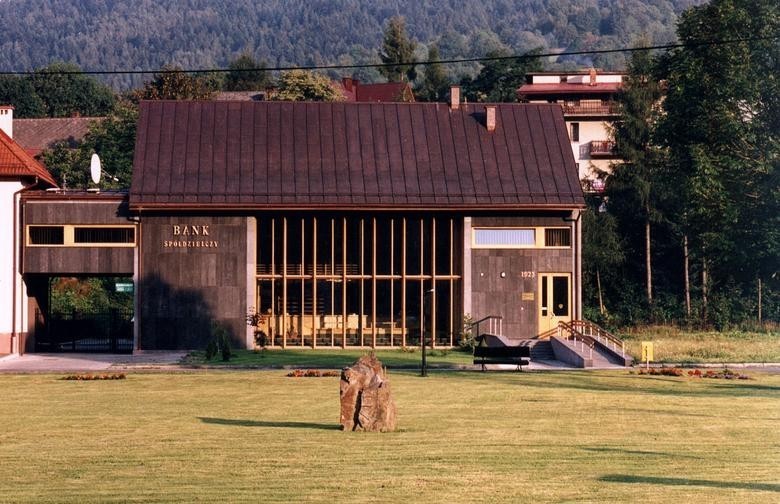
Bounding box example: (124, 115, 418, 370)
(0, 0, 702, 89)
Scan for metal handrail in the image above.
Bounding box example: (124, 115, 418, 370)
(568, 320, 625, 357)
(468, 315, 503, 338)
(557, 321, 596, 359)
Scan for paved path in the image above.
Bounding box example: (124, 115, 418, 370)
(1, 352, 777, 373)
(0, 351, 187, 373)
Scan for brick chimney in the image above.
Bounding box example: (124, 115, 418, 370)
(342, 77, 359, 93)
(0, 105, 13, 138)
(485, 106, 496, 132)
(450, 86, 460, 110)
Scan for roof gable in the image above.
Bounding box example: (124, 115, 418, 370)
(0, 128, 57, 186)
(13, 117, 101, 157)
(129, 101, 583, 210)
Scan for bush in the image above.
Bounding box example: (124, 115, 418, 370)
(206, 322, 233, 361)
(205, 339, 218, 360)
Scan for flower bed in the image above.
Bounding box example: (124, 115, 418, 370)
(286, 369, 339, 378)
(631, 367, 751, 379)
(61, 373, 127, 381)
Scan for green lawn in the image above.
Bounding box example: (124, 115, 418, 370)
(1, 370, 778, 502)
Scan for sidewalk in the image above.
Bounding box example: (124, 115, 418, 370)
(0, 351, 187, 373)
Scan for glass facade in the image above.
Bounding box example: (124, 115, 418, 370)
(254, 214, 462, 348)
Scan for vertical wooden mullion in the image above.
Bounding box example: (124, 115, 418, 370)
(282, 217, 287, 348)
(360, 219, 365, 347)
(270, 218, 275, 347)
(401, 217, 407, 347)
(431, 217, 436, 348)
(390, 218, 394, 347)
(371, 217, 377, 348)
(419, 217, 424, 348)
(300, 218, 305, 347)
(312, 217, 317, 349)
(341, 217, 347, 348)
(331, 218, 335, 347)
(449, 218, 454, 347)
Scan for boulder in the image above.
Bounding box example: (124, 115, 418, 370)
(339, 354, 397, 432)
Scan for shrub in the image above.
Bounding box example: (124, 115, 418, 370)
(206, 322, 233, 361)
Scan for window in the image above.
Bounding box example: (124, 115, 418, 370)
(544, 228, 571, 247)
(570, 122, 580, 142)
(473, 228, 535, 248)
(28, 226, 64, 245)
(74, 227, 135, 244)
(26, 225, 136, 247)
(473, 227, 571, 249)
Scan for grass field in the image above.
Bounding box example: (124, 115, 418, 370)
(619, 326, 780, 364)
(1, 369, 778, 503)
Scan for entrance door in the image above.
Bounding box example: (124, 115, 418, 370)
(538, 274, 571, 334)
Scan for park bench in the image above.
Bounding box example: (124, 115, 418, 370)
(473, 333, 531, 371)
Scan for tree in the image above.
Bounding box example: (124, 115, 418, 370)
(224, 53, 273, 91)
(582, 199, 625, 321)
(131, 65, 216, 101)
(415, 45, 450, 102)
(42, 101, 138, 189)
(463, 49, 542, 102)
(659, 0, 779, 326)
(378, 16, 417, 83)
(0, 75, 45, 117)
(29, 62, 115, 117)
(272, 70, 343, 102)
(608, 48, 666, 308)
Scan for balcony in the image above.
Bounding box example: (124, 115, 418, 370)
(561, 101, 620, 116)
(589, 140, 617, 158)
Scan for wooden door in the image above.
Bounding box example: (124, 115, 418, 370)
(538, 273, 571, 334)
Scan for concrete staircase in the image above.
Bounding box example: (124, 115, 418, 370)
(539, 320, 633, 368)
(527, 340, 555, 361)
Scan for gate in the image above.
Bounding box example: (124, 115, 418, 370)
(35, 308, 134, 353)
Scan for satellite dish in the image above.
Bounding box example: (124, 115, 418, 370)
(90, 153, 101, 184)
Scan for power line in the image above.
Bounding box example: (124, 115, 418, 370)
(1, 34, 777, 76)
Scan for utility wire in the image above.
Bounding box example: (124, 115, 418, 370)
(1, 34, 777, 76)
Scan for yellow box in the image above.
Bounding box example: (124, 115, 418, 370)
(641, 341, 654, 362)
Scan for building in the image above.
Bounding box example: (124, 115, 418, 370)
(518, 70, 624, 191)
(14, 93, 585, 352)
(0, 106, 58, 354)
(339, 78, 415, 102)
(13, 116, 102, 158)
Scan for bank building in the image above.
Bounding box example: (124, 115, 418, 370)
(4, 90, 586, 354)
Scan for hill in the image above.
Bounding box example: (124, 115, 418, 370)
(0, 0, 704, 89)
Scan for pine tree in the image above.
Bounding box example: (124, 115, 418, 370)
(416, 45, 449, 101)
(378, 16, 417, 83)
(607, 48, 665, 308)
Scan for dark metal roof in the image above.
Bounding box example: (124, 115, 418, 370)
(129, 100, 583, 210)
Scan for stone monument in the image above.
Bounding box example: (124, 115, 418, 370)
(339, 354, 397, 432)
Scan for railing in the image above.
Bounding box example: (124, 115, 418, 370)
(468, 315, 503, 338)
(561, 102, 621, 116)
(567, 320, 625, 357)
(589, 140, 616, 157)
(536, 326, 559, 340)
(557, 321, 595, 360)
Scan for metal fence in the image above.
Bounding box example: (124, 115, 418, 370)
(35, 308, 134, 353)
